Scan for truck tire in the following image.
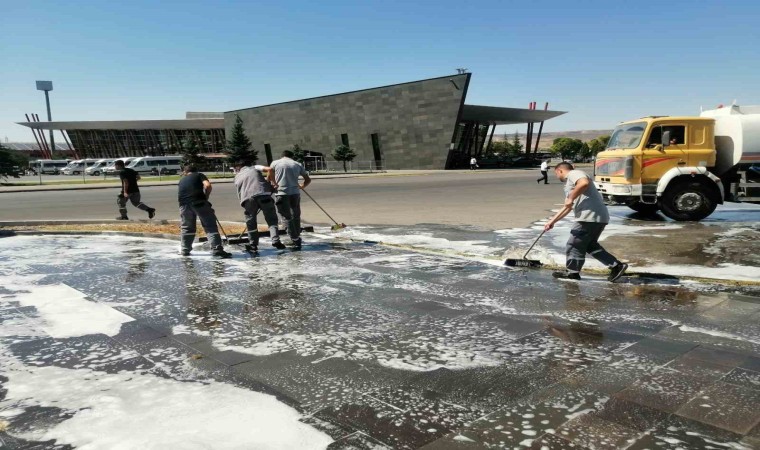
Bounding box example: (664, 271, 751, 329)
(659, 180, 717, 221)
(626, 200, 660, 215)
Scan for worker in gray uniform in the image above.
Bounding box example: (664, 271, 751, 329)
(115, 160, 156, 220)
(233, 158, 286, 252)
(177, 165, 232, 258)
(544, 162, 628, 281)
(268, 150, 311, 249)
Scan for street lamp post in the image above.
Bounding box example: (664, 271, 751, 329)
(35, 81, 54, 154)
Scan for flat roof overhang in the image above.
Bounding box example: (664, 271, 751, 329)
(16, 119, 225, 130)
(461, 105, 565, 125)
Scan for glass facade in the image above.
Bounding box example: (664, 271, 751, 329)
(65, 128, 226, 158)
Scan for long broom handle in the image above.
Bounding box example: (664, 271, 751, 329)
(302, 189, 340, 227)
(216, 218, 229, 240)
(522, 230, 546, 259)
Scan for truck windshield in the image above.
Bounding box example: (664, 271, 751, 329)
(607, 122, 646, 149)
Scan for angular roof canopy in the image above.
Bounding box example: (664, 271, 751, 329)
(461, 105, 565, 125)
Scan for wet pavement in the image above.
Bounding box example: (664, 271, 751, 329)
(0, 226, 759, 449)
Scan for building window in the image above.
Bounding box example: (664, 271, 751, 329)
(371, 133, 382, 163)
(341, 134, 350, 147)
(264, 144, 273, 165)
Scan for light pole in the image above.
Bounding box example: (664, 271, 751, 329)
(36, 80, 54, 155)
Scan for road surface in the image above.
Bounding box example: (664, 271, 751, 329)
(0, 170, 559, 229)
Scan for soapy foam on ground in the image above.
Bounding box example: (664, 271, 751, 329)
(0, 351, 332, 450)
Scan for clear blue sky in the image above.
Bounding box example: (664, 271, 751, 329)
(2, 0, 759, 142)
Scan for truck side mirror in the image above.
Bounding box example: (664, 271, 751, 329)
(662, 130, 671, 147)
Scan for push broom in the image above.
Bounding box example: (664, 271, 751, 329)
(504, 229, 545, 268)
(302, 189, 347, 231)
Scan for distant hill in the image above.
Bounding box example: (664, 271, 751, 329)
(492, 130, 612, 150)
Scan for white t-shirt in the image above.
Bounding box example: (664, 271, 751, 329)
(470, 158, 477, 165)
(540, 161, 549, 171)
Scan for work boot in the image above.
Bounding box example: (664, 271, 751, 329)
(181, 250, 191, 256)
(608, 263, 629, 282)
(116, 216, 129, 221)
(552, 271, 581, 280)
(148, 208, 156, 219)
(272, 240, 286, 250)
(289, 238, 302, 250)
(244, 244, 258, 254)
(212, 249, 233, 259)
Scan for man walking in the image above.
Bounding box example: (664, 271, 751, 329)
(269, 150, 311, 249)
(537, 159, 550, 184)
(115, 160, 156, 220)
(470, 157, 478, 170)
(177, 165, 232, 258)
(544, 162, 628, 281)
(233, 159, 286, 252)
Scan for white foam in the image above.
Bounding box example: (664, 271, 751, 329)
(2, 275, 132, 338)
(1, 358, 332, 449)
(640, 263, 760, 282)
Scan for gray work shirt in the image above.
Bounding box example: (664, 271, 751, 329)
(234, 165, 273, 205)
(564, 169, 609, 223)
(270, 157, 307, 196)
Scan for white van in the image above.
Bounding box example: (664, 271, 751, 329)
(29, 159, 70, 175)
(85, 159, 116, 176)
(61, 159, 100, 175)
(126, 156, 182, 175)
(103, 157, 135, 175)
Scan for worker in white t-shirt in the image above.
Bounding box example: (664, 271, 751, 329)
(470, 157, 478, 170)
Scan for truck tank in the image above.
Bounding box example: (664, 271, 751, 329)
(700, 105, 760, 177)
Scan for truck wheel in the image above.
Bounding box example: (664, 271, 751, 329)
(659, 181, 717, 221)
(626, 201, 660, 215)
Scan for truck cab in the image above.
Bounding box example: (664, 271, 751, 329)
(595, 116, 724, 220)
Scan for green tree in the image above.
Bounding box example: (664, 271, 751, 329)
(291, 144, 306, 164)
(225, 115, 257, 165)
(550, 137, 585, 160)
(0, 144, 22, 180)
(588, 135, 611, 157)
(180, 136, 206, 169)
(511, 131, 523, 155)
(332, 144, 357, 172)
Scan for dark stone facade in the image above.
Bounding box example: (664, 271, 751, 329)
(224, 74, 470, 170)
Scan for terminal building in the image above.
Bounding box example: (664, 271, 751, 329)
(18, 74, 565, 169)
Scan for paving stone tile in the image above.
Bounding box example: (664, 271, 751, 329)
(740, 356, 760, 372)
(666, 354, 735, 381)
(626, 415, 750, 450)
(131, 336, 229, 381)
(681, 345, 749, 368)
(593, 396, 670, 432)
(676, 381, 760, 434)
(555, 414, 641, 449)
(109, 320, 166, 347)
(528, 432, 589, 449)
(417, 432, 488, 449)
(618, 335, 697, 364)
(722, 367, 760, 391)
(448, 382, 610, 449)
(327, 431, 395, 449)
(614, 366, 714, 413)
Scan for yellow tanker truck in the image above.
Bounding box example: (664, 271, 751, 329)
(594, 104, 760, 221)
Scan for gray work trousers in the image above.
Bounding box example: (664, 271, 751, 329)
(274, 194, 301, 241)
(243, 195, 281, 247)
(117, 192, 151, 218)
(566, 222, 619, 274)
(180, 201, 223, 253)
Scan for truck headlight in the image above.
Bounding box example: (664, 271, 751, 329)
(612, 185, 632, 194)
